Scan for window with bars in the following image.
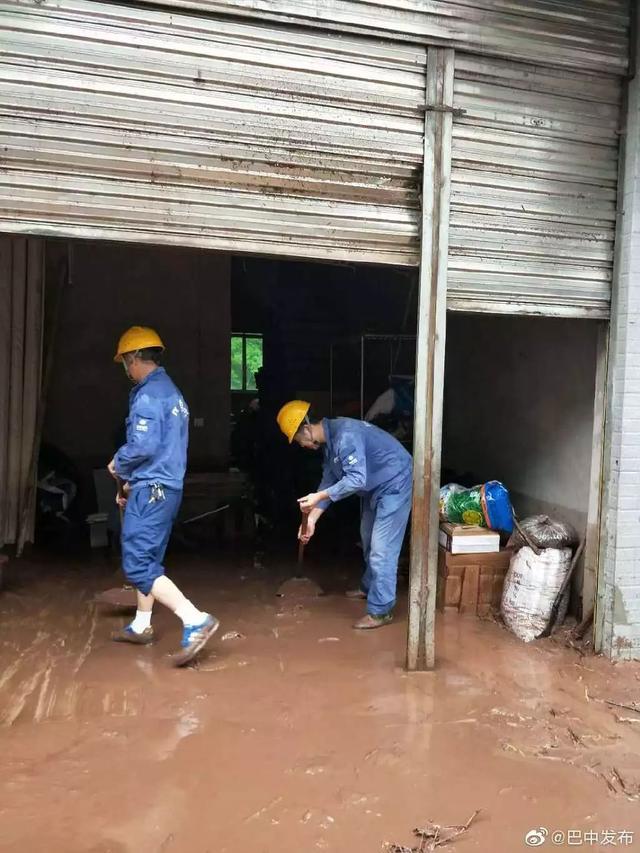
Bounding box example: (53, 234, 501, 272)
(230, 333, 263, 392)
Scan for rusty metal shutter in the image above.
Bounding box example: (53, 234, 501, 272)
(0, 0, 425, 265)
(447, 54, 621, 318)
(127, 0, 630, 76)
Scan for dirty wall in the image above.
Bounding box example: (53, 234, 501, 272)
(442, 313, 598, 537)
(44, 240, 231, 496)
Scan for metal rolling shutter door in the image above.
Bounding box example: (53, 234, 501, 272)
(124, 0, 630, 76)
(448, 54, 621, 318)
(0, 0, 425, 265)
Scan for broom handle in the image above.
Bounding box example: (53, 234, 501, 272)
(298, 514, 309, 566)
(514, 516, 542, 556)
(115, 476, 132, 590)
(539, 537, 585, 639)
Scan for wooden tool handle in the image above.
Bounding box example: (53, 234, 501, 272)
(539, 537, 585, 639)
(514, 516, 541, 556)
(298, 514, 309, 565)
(113, 475, 130, 589)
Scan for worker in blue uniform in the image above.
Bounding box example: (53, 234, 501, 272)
(108, 326, 219, 666)
(277, 401, 413, 629)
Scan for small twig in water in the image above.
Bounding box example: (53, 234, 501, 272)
(612, 767, 628, 793)
(605, 699, 640, 715)
(600, 772, 619, 795)
(414, 810, 481, 850)
(567, 727, 584, 747)
(385, 811, 481, 852)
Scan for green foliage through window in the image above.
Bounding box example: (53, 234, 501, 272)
(231, 334, 263, 391)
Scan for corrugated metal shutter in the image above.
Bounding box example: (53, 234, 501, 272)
(0, 0, 425, 264)
(129, 0, 630, 75)
(447, 54, 621, 318)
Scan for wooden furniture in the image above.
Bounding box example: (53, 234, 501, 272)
(436, 546, 512, 616)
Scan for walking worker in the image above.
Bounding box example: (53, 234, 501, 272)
(108, 326, 219, 666)
(277, 401, 413, 629)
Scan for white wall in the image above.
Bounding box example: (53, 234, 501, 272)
(599, 13, 640, 660)
(443, 312, 598, 544)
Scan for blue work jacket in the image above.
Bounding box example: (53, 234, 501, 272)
(318, 418, 412, 509)
(114, 368, 189, 491)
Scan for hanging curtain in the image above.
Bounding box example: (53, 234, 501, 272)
(0, 236, 44, 553)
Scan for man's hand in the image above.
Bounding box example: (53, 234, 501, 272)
(116, 482, 130, 509)
(298, 515, 316, 544)
(108, 459, 128, 507)
(297, 492, 328, 513)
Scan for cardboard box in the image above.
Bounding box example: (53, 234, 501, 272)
(438, 522, 500, 554)
(436, 545, 511, 616)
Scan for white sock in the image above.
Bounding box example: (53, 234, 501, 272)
(130, 609, 152, 634)
(175, 600, 207, 626)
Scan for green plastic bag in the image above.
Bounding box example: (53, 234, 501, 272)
(440, 483, 485, 527)
(439, 481, 514, 533)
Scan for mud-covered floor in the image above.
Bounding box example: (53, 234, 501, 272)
(1, 552, 640, 853)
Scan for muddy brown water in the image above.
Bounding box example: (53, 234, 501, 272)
(1, 554, 639, 852)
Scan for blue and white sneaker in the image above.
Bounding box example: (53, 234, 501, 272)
(173, 614, 220, 667)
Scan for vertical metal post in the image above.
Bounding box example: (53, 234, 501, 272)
(407, 47, 454, 672)
(583, 322, 609, 630)
(360, 334, 365, 419)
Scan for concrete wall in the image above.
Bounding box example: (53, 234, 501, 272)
(44, 240, 231, 492)
(599, 18, 640, 660)
(443, 313, 598, 546)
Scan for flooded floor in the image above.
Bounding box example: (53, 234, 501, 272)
(1, 553, 639, 852)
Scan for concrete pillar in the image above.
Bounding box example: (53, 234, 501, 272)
(598, 20, 640, 660)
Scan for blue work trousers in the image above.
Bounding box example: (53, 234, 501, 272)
(360, 473, 413, 616)
(121, 485, 182, 595)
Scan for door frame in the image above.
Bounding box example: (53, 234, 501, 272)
(406, 47, 454, 671)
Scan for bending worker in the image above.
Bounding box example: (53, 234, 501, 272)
(108, 326, 219, 666)
(277, 401, 413, 629)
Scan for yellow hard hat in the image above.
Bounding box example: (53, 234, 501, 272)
(277, 400, 310, 443)
(114, 326, 165, 362)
